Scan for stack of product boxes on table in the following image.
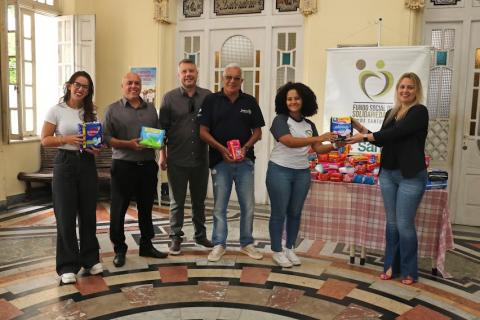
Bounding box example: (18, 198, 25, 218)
(310, 116, 379, 184)
(309, 150, 442, 187)
(426, 169, 448, 190)
(309, 116, 446, 187)
(309, 146, 380, 185)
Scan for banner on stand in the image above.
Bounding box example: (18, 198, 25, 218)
(324, 46, 430, 153)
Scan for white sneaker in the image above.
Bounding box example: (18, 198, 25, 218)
(240, 244, 263, 260)
(272, 251, 293, 268)
(208, 245, 225, 262)
(60, 273, 76, 284)
(285, 248, 301, 266)
(89, 263, 103, 275)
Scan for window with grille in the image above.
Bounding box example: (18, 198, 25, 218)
(425, 28, 455, 162)
(470, 49, 480, 137)
(276, 32, 296, 90)
(214, 35, 260, 101)
(184, 36, 200, 67)
(427, 29, 456, 119)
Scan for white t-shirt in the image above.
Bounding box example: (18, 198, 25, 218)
(269, 114, 318, 169)
(44, 102, 84, 150)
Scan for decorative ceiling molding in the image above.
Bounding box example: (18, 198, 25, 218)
(405, 0, 425, 10)
(153, 0, 171, 24)
(299, 0, 317, 16)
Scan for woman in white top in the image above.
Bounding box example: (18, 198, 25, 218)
(267, 82, 336, 267)
(41, 71, 102, 284)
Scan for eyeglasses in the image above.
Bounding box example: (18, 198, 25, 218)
(72, 82, 89, 91)
(188, 98, 195, 114)
(223, 75, 242, 82)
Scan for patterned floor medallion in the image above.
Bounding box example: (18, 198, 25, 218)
(0, 198, 479, 319)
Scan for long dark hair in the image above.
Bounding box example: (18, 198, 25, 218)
(61, 71, 96, 122)
(275, 82, 318, 117)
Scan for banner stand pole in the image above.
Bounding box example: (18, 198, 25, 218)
(376, 17, 383, 47)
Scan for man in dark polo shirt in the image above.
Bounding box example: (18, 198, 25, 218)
(159, 59, 213, 255)
(103, 72, 168, 268)
(198, 63, 265, 262)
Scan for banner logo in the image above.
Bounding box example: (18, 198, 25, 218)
(356, 59, 394, 100)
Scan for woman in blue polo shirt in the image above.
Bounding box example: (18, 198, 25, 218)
(267, 82, 336, 267)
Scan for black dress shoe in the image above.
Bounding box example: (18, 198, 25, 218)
(113, 253, 126, 267)
(139, 246, 168, 259)
(195, 238, 214, 248)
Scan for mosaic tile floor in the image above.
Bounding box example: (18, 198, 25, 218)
(0, 198, 479, 319)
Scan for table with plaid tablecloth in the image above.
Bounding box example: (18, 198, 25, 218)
(299, 181, 454, 277)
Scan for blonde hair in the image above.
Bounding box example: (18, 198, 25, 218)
(385, 72, 424, 124)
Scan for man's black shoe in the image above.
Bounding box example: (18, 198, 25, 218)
(195, 238, 214, 248)
(139, 246, 168, 259)
(113, 253, 126, 267)
(169, 238, 182, 255)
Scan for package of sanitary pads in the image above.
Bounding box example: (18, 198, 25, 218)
(139, 127, 165, 149)
(330, 116, 353, 140)
(78, 122, 103, 149)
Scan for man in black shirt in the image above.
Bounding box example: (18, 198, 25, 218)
(198, 63, 265, 262)
(159, 59, 213, 255)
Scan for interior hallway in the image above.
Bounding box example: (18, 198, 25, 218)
(0, 196, 479, 320)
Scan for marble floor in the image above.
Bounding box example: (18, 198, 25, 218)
(0, 196, 479, 320)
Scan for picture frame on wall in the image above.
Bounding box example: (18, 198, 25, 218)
(214, 0, 264, 15)
(183, 0, 204, 18)
(276, 0, 300, 12)
(130, 67, 157, 106)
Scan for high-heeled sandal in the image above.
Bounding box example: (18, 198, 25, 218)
(379, 272, 392, 280)
(401, 276, 414, 285)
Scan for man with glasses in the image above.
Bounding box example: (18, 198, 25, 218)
(198, 63, 265, 262)
(159, 59, 213, 255)
(104, 72, 168, 268)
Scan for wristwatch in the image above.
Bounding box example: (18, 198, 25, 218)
(363, 134, 368, 142)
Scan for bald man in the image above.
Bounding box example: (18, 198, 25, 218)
(104, 72, 167, 268)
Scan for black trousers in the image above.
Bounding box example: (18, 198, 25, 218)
(52, 149, 99, 275)
(167, 162, 209, 241)
(109, 159, 158, 254)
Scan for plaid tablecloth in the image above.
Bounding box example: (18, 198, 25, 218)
(300, 181, 454, 277)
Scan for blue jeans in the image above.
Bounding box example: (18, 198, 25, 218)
(266, 161, 311, 252)
(211, 160, 255, 247)
(379, 168, 427, 280)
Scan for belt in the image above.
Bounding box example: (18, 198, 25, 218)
(58, 148, 82, 155)
(114, 159, 153, 166)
